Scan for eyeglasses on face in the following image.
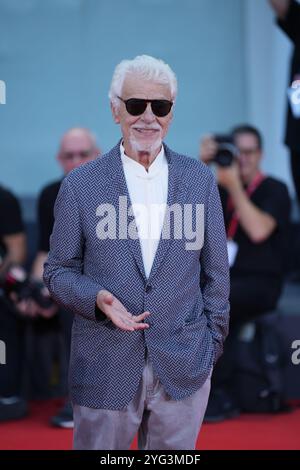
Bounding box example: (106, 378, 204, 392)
(238, 147, 260, 157)
(61, 150, 93, 161)
(117, 96, 173, 117)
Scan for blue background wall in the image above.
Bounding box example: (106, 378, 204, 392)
(0, 0, 295, 199)
(0, 0, 246, 196)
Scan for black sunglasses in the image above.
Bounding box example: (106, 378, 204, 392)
(117, 96, 173, 117)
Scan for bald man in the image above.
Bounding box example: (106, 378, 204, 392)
(30, 128, 100, 427)
(33, 128, 100, 281)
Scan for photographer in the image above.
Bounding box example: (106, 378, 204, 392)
(0, 185, 27, 421)
(200, 125, 291, 421)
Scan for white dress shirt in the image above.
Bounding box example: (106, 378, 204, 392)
(120, 143, 169, 278)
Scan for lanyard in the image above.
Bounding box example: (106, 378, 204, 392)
(226, 172, 266, 240)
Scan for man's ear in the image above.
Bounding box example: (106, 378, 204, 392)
(111, 101, 120, 124)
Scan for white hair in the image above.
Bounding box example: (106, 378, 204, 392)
(108, 55, 178, 107)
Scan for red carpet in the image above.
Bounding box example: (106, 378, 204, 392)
(0, 399, 299, 450)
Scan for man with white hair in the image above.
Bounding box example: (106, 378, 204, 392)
(44, 55, 230, 450)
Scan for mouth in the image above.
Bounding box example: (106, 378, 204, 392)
(132, 128, 160, 136)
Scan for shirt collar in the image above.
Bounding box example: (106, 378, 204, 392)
(120, 142, 167, 179)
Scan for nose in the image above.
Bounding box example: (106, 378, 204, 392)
(141, 102, 156, 123)
(71, 155, 86, 168)
(239, 153, 249, 164)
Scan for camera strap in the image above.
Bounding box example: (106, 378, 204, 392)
(226, 171, 266, 240)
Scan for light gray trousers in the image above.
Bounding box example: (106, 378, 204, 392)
(73, 350, 211, 450)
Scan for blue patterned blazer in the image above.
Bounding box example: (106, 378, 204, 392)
(44, 142, 230, 410)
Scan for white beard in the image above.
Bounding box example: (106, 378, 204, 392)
(129, 131, 162, 157)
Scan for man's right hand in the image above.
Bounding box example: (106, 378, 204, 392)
(199, 135, 218, 164)
(96, 289, 151, 332)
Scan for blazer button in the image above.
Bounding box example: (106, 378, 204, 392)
(145, 285, 152, 294)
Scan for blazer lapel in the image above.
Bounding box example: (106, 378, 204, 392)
(105, 143, 147, 282)
(147, 145, 186, 284)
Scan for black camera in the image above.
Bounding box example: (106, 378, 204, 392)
(213, 135, 239, 167)
(0, 264, 54, 309)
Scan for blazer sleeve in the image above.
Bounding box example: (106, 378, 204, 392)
(43, 176, 106, 321)
(200, 173, 230, 365)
